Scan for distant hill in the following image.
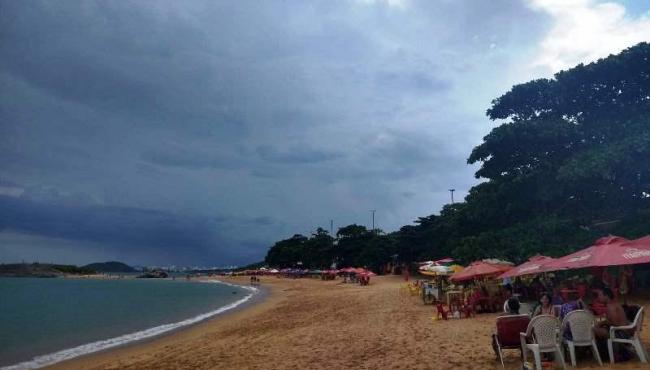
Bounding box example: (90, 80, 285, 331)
(83, 261, 136, 273)
(0, 263, 96, 277)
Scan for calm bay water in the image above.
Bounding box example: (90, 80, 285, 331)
(0, 278, 254, 369)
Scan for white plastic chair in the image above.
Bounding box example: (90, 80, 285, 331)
(608, 306, 648, 364)
(520, 314, 567, 370)
(561, 310, 602, 367)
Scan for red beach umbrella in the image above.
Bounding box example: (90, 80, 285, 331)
(629, 235, 650, 246)
(450, 261, 512, 282)
(498, 255, 556, 279)
(543, 235, 650, 271)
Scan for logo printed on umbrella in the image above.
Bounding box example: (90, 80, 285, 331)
(567, 254, 591, 263)
(518, 264, 541, 273)
(623, 248, 650, 260)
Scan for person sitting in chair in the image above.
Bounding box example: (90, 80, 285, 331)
(593, 287, 632, 362)
(491, 298, 521, 358)
(532, 292, 554, 317)
(503, 297, 520, 315)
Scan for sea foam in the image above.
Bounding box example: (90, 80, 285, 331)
(1, 280, 258, 370)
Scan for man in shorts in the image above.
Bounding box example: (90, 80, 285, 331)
(593, 287, 632, 361)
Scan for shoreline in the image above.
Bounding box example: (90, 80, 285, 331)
(2, 278, 265, 370)
(43, 277, 278, 370)
(36, 276, 650, 370)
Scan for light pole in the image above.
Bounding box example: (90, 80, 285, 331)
(449, 189, 455, 204)
(370, 210, 376, 233)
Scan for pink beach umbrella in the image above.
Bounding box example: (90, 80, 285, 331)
(628, 235, 650, 247)
(358, 271, 376, 277)
(435, 257, 454, 264)
(498, 255, 556, 279)
(450, 261, 513, 282)
(544, 235, 650, 271)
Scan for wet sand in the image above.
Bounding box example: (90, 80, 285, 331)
(48, 275, 649, 370)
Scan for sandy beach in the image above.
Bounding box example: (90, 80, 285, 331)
(48, 275, 650, 370)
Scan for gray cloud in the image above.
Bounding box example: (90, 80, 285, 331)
(256, 145, 344, 164)
(0, 0, 553, 265)
(0, 192, 274, 265)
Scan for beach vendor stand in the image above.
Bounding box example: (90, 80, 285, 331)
(450, 260, 514, 314)
(418, 259, 455, 304)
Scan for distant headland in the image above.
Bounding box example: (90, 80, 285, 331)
(0, 261, 135, 277)
(82, 261, 136, 273)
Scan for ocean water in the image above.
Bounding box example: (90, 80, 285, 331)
(0, 277, 256, 369)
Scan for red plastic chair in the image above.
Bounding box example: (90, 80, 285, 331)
(494, 314, 531, 367)
(436, 303, 448, 320)
(461, 303, 475, 318)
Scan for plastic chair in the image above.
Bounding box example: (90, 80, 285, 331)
(461, 300, 475, 318)
(520, 315, 567, 370)
(494, 314, 531, 367)
(435, 303, 448, 320)
(561, 310, 602, 367)
(608, 306, 648, 364)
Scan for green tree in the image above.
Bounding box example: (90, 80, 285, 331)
(264, 234, 308, 268)
(303, 227, 336, 268)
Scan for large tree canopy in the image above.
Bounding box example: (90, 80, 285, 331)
(264, 43, 650, 269)
(471, 43, 650, 221)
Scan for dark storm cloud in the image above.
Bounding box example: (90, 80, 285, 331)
(141, 146, 248, 170)
(0, 0, 552, 265)
(0, 195, 215, 252)
(256, 145, 344, 164)
(0, 193, 274, 264)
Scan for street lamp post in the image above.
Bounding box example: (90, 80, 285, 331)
(449, 189, 455, 204)
(370, 210, 376, 233)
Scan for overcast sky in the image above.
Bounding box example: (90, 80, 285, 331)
(1, 0, 649, 266)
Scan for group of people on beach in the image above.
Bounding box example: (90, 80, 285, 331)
(492, 285, 637, 363)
